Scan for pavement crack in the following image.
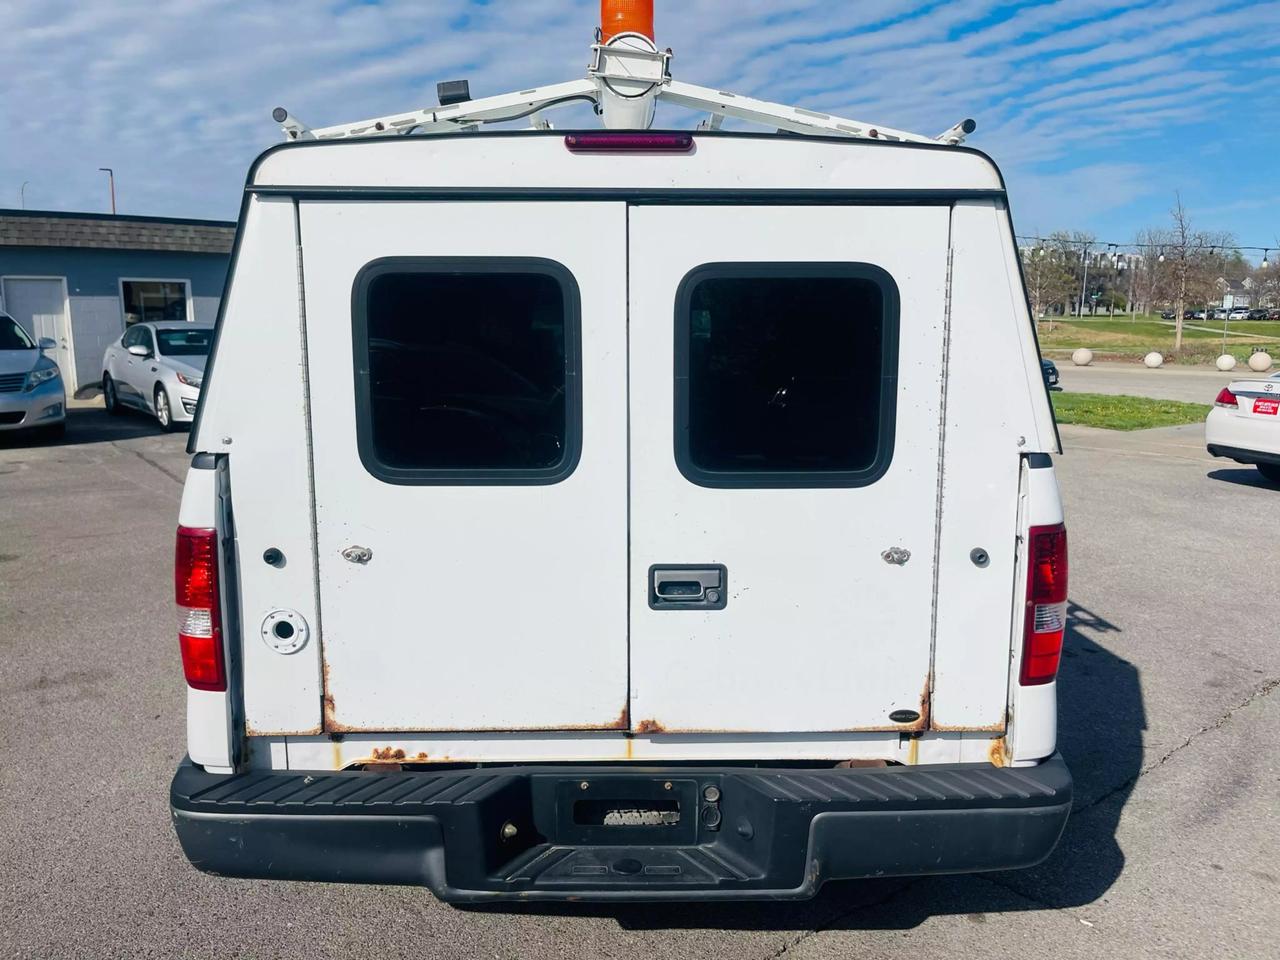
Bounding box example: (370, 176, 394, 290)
(1076, 674, 1280, 816)
(113, 442, 184, 485)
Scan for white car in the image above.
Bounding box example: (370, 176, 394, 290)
(101, 323, 212, 430)
(0, 311, 66, 440)
(1226, 307, 1250, 321)
(1206, 372, 1280, 483)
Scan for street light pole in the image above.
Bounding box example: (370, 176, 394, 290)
(20, 181, 29, 209)
(98, 167, 116, 214)
(1077, 243, 1091, 318)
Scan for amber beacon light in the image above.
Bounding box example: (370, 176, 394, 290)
(601, 0, 654, 42)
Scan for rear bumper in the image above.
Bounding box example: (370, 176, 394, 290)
(171, 755, 1071, 902)
(1207, 443, 1280, 466)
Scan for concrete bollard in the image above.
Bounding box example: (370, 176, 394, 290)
(1071, 348, 1094, 366)
(1143, 352, 1164, 368)
(1216, 354, 1237, 371)
(1247, 351, 1273, 372)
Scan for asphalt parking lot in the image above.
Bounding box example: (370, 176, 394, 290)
(2, 398, 1278, 960)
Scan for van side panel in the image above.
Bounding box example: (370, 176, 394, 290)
(193, 195, 323, 735)
(930, 200, 1048, 730)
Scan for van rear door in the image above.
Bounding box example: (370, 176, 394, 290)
(627, 205, 949, 732)
(299, 201, 629, 732)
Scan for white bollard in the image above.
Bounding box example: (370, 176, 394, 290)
(1216, 354, 1237, 371)
(1248, 351, 1273, 372)
(1071, 348, 1094, 366)
(1143, 351, 1164, 368)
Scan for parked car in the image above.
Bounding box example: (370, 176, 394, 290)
(1041, 357, 1060, 386)
(1188, 309, 1208, 320)
(1207, 374, 1280, 483)
(1160, 309, 1176, 320)
(101, 322, 212, 430)
(0, 311, 66, 440)
(167, 15, 1073, 904)
(1227, 307, 1250, 321)
(1247, 308, 1270, 320)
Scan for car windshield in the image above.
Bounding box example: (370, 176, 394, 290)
(155, 327, 212, 357)
(0, 316, 36, 350)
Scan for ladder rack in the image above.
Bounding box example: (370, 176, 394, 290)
(273, 31, 975, 148)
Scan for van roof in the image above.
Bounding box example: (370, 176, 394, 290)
(247, 130, 1006, 199)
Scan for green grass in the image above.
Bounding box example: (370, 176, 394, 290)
(1051, 392, 1211, 431)
(1037, 316, 1280, 365)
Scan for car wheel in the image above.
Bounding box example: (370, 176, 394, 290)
(1257, 463, 1280, 485)
(103, 375, 122, 415)
(155, 385, 176, 432)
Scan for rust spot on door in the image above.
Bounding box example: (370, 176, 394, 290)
(609, 702, 631, 730)
(988, 737, 1008, 768)
(914, 675, 932, 731)
(371, 747, 406, 761)
(635, 718, 666, 734)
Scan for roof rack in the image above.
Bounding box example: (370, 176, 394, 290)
(272, 27, 975, 148)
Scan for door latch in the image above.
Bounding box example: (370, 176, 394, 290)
(341, 545, 373, 564)
(649, 564, 727, 610)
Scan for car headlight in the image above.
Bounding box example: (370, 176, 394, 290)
(24, 365, 60, 391)
(175, 371, 203, 388)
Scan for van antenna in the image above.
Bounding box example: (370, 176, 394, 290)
(274, 2, 975, 147)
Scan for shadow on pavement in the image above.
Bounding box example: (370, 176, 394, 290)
(1207, 467, 1279, 490)
(0, 407, 186, 449)
(465, 599, 1143, 931)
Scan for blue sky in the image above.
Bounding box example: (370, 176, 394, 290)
(3, 0, 1278, 258)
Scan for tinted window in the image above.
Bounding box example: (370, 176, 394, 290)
(676, 264, 898, 488)
(156, 327, 212, 356)
(0, 316, 34, 350)
(355, 258, 581, 484)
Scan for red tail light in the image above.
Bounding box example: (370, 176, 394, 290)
(564, 133, 693, 153)
(1214, 387, 1238, 407)
(175, 526, 225, 692)
(1020, 523, 1068, 686)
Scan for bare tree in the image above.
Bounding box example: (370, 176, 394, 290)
(1166, 195, 1213, 351)
(1020, 239, 1074, 326)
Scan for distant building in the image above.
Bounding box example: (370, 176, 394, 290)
(0, 209, 234, 395)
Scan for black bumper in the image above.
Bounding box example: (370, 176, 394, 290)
(171, 756, 1071, 902)
(1207, 444, 1280, 467)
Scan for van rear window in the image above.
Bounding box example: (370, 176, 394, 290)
(675, 263, 899, 488)
(354, 258, 581, 484)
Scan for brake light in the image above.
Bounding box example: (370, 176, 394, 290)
(175, 526, 225, 692)
(1020, 523, 1068, 686)
(1214, 387, 1238, 407)
(564, 133, 693, 153)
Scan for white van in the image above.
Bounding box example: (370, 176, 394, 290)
(169, 12, 1070, 902)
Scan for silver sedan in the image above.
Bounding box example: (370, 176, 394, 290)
(101, 322, 212, 430)
(0, 311, 66, 440)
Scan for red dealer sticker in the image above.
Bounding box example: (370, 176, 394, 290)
(1253, 398, 1280, 415)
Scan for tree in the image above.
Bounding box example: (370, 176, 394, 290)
(1020, 240, 1074, 325)
(1165, 194, 1216, 351)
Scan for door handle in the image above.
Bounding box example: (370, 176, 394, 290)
(649, 565, 727, 610)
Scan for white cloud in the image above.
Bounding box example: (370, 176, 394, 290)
(1, 0, 1276, 238)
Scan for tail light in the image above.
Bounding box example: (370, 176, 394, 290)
(175, 526, 225, 691)
(1020, 523, 1068, 686)
(1214, 387, 1238, 407)
(600, 0, 654, 42)
(564, 133, 693, 153)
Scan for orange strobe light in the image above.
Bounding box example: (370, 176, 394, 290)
(601, 0, 654, 42)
